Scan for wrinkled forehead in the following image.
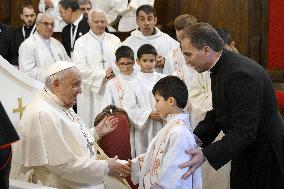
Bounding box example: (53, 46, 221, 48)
(91, 12, 106, 21)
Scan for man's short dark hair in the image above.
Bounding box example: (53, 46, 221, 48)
(182, 22, 224, 52)
(59, 0, 80, 11)
(136, 5, 156, 17)
(215, 27, 232, 45)
(152, 76, 188, 109)
(115, 46, 134, 62)
(21, 4, 35, 13)
(137, 44, 157, 59)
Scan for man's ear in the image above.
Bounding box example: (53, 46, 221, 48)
(154, 17, 158, 25)
(167, 96, 176, 106)
(204, 46, 211, 56)
(136, 58, 140, 66)
(20, 14, 24, 20)
(229, 41, 236, 49)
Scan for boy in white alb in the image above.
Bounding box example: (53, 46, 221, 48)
(130, 76, 202, 189)
(123, 44, 165, 157)
(101, 46, 135, 109)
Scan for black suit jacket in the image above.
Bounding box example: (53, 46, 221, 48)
(0, 24, 17, 65)
(13, 25, 35, 66)
(61, 16, 90, 57)
(194, 49, 284, 188)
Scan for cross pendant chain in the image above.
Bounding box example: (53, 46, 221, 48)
(99, 41, 106, 69)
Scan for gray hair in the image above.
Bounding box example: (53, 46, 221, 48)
(36, 13, 54, 24)
(45, 68, 72, 90)
(88, 8, 106, 23)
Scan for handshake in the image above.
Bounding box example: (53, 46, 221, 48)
(106, 155, 132, 178)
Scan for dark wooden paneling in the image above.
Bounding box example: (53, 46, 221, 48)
(0, 1, 11, 24)
(155, 0, 268, 66)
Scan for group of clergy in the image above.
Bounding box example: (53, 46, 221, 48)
(2, 0, 283, 189)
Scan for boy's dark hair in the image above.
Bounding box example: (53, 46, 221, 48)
(136, 5, 157, 17)
(215, 27, 232, 45)
(152, 76, 188, 109)
(115, 46, 134, 62)
(59, 0, 80, 11)
(137, 44, 157, 59)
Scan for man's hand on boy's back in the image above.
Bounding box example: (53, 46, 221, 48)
(149, 111, 162, 121)
(155, 55, 165, 68)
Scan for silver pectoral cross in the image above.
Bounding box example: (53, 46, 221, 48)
(101, 58, 106, 69)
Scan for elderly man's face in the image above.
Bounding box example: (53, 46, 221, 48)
(57, 68, 82, 109)
(21, 7, 36, 27)
(181, 38, 211, 73)
(36, 15, 54, 39)
(90, 12, 107, 35)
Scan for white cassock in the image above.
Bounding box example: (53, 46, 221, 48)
(123, 71, 164, 157)
(38, 0, 66, 32)
(188, 71, 230, 189)
(72, 30, 121, 128)
(165, 47, 195, 87)
(130, 113, 202, 189)
(122, 27, 179, 73)
(118, 0, 155, 32)
(11, 89, 128, 189)
(90, 0, 128, 32)
(101, 71, 135, 110)
(19, 32, 70, 82)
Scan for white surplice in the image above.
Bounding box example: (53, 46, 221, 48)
(187, 71, 212, 129)
(123, 71, 165, 157)
(118, 0, 155, 32)
(101, 71, 135, 110)
(11, 89, 129, 189)
(38, 0, 66, 32)
(90, 0, 128, 32)
(72, 30, 121, 128)
(122, 27, 179, 72)
(130, 113, 202, 189)
(19, 32, 70, 82)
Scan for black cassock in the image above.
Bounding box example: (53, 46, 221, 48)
(194, 49, 284, 189)
(0, 102, 19, 189)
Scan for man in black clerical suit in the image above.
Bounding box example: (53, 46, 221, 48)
(0, 102, 19, 189)
(13, 5, 36, 67)
(179, 23, 284, 188)
(59, 0, 90, 57)
(0, 24, 17, 66)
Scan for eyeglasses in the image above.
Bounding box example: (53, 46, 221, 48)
(117, 61, 135, 67)
(39, 21, 55, 28)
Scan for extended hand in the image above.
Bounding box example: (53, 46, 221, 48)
(155, 55, 165, 68)
(107, 156, 131, 178)
(95, 116, 118, 137)
(149, 111, 162, 121)
(179, 148, 205, 179)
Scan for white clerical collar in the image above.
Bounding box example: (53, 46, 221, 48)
(73, 14, 83, 26)
(166, 113, 190, 125)
(117, 71, 134, 80)
(209, 52, 222, 72)
(90, 30, 105, 40)
(44, 88, 65, 107)
(35, 31, 50, 43)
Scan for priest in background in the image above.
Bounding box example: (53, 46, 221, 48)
(59, 0, 90, 57)
(12, 61, 131, 189)
(13, 4, 36, 67)
(0, 101, 19, 189)
(19, 13, 70, 82)
(38, 0, 66, 32)
(73, 9, 121, 128)
(122, 4, 180, 73)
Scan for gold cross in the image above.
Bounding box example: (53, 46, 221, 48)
(13, 97, 26, 119)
